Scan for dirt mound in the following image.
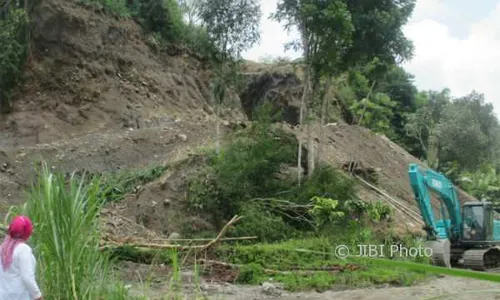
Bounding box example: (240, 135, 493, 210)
(104, 64, 477, 238)
(110, 121, 474, 238)
(290, 122, 475, 233)
(105, 154, 217, 238)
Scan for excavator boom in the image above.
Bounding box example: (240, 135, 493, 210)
(408, 163, 462, 242)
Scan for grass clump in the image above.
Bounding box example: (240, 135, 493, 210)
(97, 164, 167, 202)
(6, 162, 130, 299)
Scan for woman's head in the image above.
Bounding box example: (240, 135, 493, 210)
(8, 215, 33, 241)
(0, 215, 34, 270)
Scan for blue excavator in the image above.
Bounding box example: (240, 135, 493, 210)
(408, 163, 500, 271)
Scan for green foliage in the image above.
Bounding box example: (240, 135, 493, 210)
(308, 196, 345, 229)
(198, 0, 261, 61)
(404, 89, 500, 175)
(217, 235, 429, 291)
(343, 200, 394, 222)
(5, 162, 130, 299)
(97, 165, 168, 202)
(350, 92, 397, 134)
(459, 165, 500, 202)
(0, 8, 30, 111)
(187, 123, 298, 227)
(186, 119, 395, 242)
(129, 0, 184, 42)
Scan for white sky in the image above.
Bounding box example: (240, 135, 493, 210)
(242, 0, 500, 117)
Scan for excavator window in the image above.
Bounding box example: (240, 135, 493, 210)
(463, 205, 485, 241)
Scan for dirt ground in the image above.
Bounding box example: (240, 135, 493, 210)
(120, 263, 500, 300)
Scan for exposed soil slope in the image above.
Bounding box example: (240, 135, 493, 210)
(0, 0, 244, 215)
(0, 0, 476, 239)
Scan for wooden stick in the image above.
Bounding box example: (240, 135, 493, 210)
(150, 236, 258, 243)
(201, 215, 242, 252)
(100, 215, 244, 252)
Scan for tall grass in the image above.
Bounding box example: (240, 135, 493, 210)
(6, 162, 129, 299)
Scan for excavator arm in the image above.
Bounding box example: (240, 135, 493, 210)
(408, 163, 463, 242)
(408, 163, 464, 268)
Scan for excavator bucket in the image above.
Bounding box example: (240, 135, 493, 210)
(424, 239, 451, 268)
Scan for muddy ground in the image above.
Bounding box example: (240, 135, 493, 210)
(117, 262, 500, 299)
(126, 273, 500, 299)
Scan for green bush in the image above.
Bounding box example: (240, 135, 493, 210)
(129, 0, 184, 42)
(187, 123, 298, 228)
(186, 120, 367, 241)
(0, 8, 30, 111)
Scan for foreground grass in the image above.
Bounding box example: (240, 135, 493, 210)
(6, 162, 132, 299)
(108, 233, 431, 293)
(215, 237, 430, 292)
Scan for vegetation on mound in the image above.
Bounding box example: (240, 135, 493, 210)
(96, 165, 168, 202)
(171, 116, 429, 290)
(185, 115, 393, 241)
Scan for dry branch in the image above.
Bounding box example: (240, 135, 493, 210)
(201, 215, 242, 252)
(100, 215, 244, 252)
(152, 236, 258, 243)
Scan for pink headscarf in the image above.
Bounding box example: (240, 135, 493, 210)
(0, 216, 33, 270)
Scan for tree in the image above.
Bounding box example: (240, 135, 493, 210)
(273, 0, 416, 179)
(404, 88, 450, 168)
(273, 0, 354, 179)
(198, 0, 260, 154)
(341, 0, 415, 68)
(405, 89, 500, 174)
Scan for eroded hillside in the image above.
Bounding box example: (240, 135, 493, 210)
(0, 0, 475, 241)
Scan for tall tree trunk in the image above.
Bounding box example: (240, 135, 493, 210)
(427, 130, 439, 169)
(216, 95, 220, 155)
(305, 69, 314, 177)
(316, 78, 331, 166)
(297, 71, 308, 185)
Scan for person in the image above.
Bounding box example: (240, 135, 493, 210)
(0, 215, 42, 300)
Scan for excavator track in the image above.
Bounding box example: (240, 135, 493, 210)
(463, 247, 500, 271)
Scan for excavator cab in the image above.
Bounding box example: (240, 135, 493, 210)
(462, 202, 487, 241)
(462, 201, 500, 243)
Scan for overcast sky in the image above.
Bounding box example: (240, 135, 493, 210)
(242, 0, 500, 117)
